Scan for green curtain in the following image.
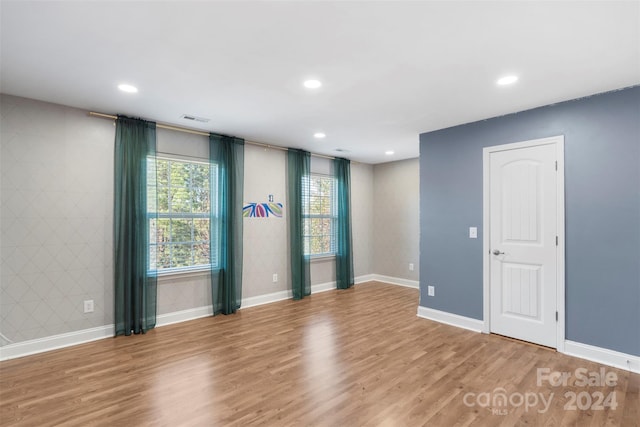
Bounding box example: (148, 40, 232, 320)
(210, 134, 244, 315)
(114, 116, 157, 336)
(334, 157, 354, 289)
(287, 149, 311, 300)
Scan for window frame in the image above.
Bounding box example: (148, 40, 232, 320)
(147, 155, 217, 275)
(303, 173, 338, 258)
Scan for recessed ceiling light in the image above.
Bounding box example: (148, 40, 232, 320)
(118, 84, 138, 93)
(385, 150, 395, 155)
(496, 75, 518, 86)
(303, 79, 322, 89)
(314, 132, 326, 139)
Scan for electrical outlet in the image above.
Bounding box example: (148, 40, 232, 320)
(272, 273, 278, 283)
(409, 263, 414, 271)
(427, 286, 435, 297)
(83, 299, 94, 313)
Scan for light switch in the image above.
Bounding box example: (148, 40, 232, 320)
(469, 227, 478, 239)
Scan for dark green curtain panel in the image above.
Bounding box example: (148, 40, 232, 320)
(334, 157, 354, 289)
(287, 149, 311, 300)
(210, 134, 244, 315)
(114, 116, 157, 336)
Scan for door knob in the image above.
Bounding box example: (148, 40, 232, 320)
(492, 249, 505, 255)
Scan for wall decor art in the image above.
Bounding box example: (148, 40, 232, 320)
(243, 202, 283, 218)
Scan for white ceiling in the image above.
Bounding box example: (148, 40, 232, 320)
(1, 1, 638, 164)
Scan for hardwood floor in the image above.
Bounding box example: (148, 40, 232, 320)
(1, 282, 638, 426)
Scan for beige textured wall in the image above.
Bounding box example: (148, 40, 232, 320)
(372, 158, 420, 281)
(0, 95, 376, 345)
(351, 162, 374, 277)
(0, 95, 115, 343)
(242, 144, 289, 297)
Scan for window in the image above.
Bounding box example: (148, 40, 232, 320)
(147, 157, 217, 273)
(303, 174, 337, 256)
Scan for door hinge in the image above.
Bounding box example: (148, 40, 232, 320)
(556, 236, 558, 246)
(555, 161, 558, 171)
(556, 311, 558, 321)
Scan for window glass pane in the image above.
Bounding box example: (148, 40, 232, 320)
(192, 164, 210, 188)
(157, 244, 171, 269)
(191, 188, 209, 213)
(321, 197, 331, 215)
(170, 162, 190, 187)
(171, 187, 191, 213)
(321, 218, 332, 234)
(157, 187, 169, 213)
(309, 195, 321, 215)
(171, 219, 192, 243)
(310, 236, 323, 255)
(149, 219, 157, 243)
(156, 159, 169, 186)
(170, 243, 192, 268)
(193, 243, 210, 265)
(147, 188, 157, 212)
(147, 158, 157, 186)
(321, 237, 330, 254)
(310, 218, 322, 236)
(157, 219, 170, 243)
(193, 219, 209, 242)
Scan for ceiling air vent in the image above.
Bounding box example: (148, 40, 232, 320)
(180, 114, 210, 123)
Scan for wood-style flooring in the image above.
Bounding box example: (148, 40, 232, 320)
(1, 282, 638, 426)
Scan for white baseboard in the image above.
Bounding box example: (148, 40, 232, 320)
(0, 325, 114, 361)
(416, 306, 484, 333)
(370, 274, 419, 289)
(355, 274, 376, 284)
(241, 280, 339, 309)
(311, 281, 337, 294)
(156, 306, 213, 327)
(415, 307, 640, 373)
(241, 290, 291, 309)
(0, 279, 356, 361)
(563, 340, 640, 374)
(4, 291, 638, 377)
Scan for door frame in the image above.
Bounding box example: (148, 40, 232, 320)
(482, 135, 565, 351)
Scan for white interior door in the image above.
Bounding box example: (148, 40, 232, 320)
(488, 139, 561, 348)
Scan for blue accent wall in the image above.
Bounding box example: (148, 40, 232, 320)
(419, 86, 640, 356)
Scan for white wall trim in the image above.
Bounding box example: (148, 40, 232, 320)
(241, 280, 340, 309)
(563, 340, 640, 374)
(311, 281, 337, 294)
(369, 274, 419, 289)
(417, 306, 484, 333)
(355, 274, 376, 284)
(156, 306, 213, 327)
(0, 278, 362, 360)
(415, 305, 640, 373)
(241, 290, 291, 309)
(4, 287, 638, 376)
(0, 325, 114, 361)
